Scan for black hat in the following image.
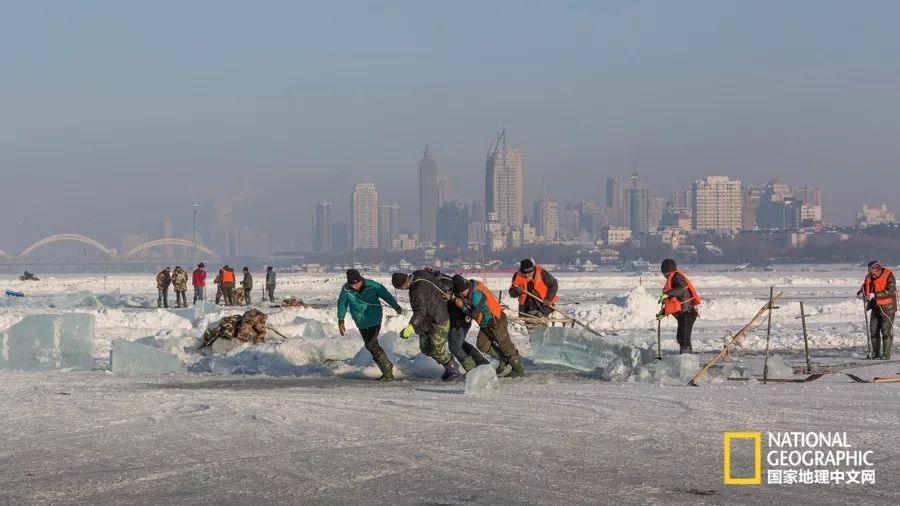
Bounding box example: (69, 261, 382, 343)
(519, 259, 535, 274)
(266, 266, 273, 270)
(661, 258, 677, 274)
(451, 274, 469, 294)
(391, 272, 410, 289)
(868, 260, 880, 268)
(346, 269, 364, 284)
(198, 262, 205, 268)
(243, 267, 249, 272)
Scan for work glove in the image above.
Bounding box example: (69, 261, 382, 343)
(856, 290, 864, 300)
(867, 293, 876, 302)
(394, 306, 403, 316)
(656, 312, 665, 321)
(509, 286, 522, 297)
(453, 297, 465, 309)
(658, 294, 669, 304)
(400, 324, 415, 339)
(337, 320, 345, 336)
(542, 298, 553, 307)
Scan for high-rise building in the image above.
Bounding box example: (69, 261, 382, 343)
(437, 176, 449, 206)
(605, 176, 626, 228)
(418, 147, 439, 244)
(378, 202, 400, 250)
(793, 185, 823, 207)
(470, 200, 486, 223)
(757, 179, 797, 229)
(314, 202, 333, 253)
(691, 176, 743, 231)
(669, 189, 693, 210)
(561, 205, 580, 240)
(575, 200, 598, 237)
(742, 184, 763, 230)
(227, 226, 269, 257)
(122, 232, 149, 259)
(532, 199, 559, 241)
(332, 222, 349, 253)
(485, 131, 524, 229)
(626, 172, 649, 236)
(351, 183, 378, 250)
(648, 196, 666, 231)
(436, 200, 469, 251)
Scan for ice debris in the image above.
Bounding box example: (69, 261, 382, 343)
(465, 364, 499, 395)
(0, 313, 94, 371)
(110, 339, 183, 375)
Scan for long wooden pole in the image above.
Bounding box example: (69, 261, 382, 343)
(800, 301, 812, 373)
(688, 292, 783, 386)
(763, 287, 774, 385)
(522, 290, 603, 336)
(656, 317, 662, 360)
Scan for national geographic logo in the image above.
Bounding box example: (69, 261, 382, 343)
(724, 431, 876, 486)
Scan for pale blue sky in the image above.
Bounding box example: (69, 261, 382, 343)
(2, 0, 898, 249)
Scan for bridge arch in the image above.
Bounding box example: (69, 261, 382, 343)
(18, 234, 116, 258)
(124, 238, 218, 258)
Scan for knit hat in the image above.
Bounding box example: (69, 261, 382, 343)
(451, 274, 469, 295)
(868, 260, 881, 268)
(198, 262, 205, 268)
(346, 269, 364, 284)
(391, 272, 410, 289)
(661, 258, 677, 274)
(519, 259, 535, 274)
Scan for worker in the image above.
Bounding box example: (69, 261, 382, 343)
(657, 258, 702, 354)
(509, 259, 558, 319)
(857, 261, 896, 360)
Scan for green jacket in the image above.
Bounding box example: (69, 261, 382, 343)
(337, 280, 400, 330)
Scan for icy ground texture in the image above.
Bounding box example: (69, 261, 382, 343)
(0, 314, 94, 371)
(0, 265, 888, 377)
(0, 368, 898, 504)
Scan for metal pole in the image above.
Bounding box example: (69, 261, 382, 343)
(800, 301, 811, 373)
(763, 286, 774, 384)
(656, 317, 662, 360)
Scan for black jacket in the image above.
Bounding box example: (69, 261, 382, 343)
(434, 270, 471, 327)
(408, 269, 449, 335)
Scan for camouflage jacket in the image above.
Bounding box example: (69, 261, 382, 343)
(156, 270, 171, 289)
(171, 268, 189, 291)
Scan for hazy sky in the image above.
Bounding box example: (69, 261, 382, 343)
(2, 0, 899, 251)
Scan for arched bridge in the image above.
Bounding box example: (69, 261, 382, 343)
(9, 234, 219, 259)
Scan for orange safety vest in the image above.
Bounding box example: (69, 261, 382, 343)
(221, 269, 235, 284)
(662, 270, 702, 315)
(864, 268, 896, 306)
(473, 280, 504, 322)
(511, 266, 558, 306)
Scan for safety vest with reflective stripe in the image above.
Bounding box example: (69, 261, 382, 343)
(662, 270, 701, 315)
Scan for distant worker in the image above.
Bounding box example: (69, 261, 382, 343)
(392, 270, 461, 381)
(509, 259, 559, 319)
(657, 258, 702, 354)
(857, 261, 896, 360)
(156, 267, 171, 308)
(221, 265, 236, 306)
(241, 267, 253, 305)
(337, 269, 403, 381)
(171, 266, 189, 308)
(214, 269, 224, 305)
(452, 274, 524, 377)
(192, 263, 206, 305)
(265, 266, 276, 302)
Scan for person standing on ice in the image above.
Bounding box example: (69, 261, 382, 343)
(857, 260, 896, 360)
(220, 265, 236, 306)
(657, 258, 701, 354)
(337, 269, 403, 381)
(214, 268, 224, 304)
(509, 259, 558, 319)
(391, 270, 462, 381)
(192, 263, 206, 304)
(171, 266, 189, 308)
(156, 267, 171, 308)
(265, 266, 276, 302)
(241, 267, 253, 305)
(451, 274, 524, 377)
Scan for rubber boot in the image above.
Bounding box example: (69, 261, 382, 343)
(441, 360, 462, 382)
(472, 351, 490, 366)
(870, 337, 881, 360)
(881, 337, 893, 360)
(375, 356, 394, 382)
(487, 347, 511, 377)
(460, 356, 478, 372)
(506, 356, 525, 378)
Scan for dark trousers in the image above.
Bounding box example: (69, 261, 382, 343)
(449, 323, 482, 363)
(157, 288, 169, 308)
(869, 306, 895, 357)
(675, 311, 697, 349)
(193, 286, 205, 304)
(476, 314, 519, 360)
(223, 287, 234, 306)
(266, 285, 275, 302)
(175, 290, 187, 307)
(243, 286, 252, 304)
(360, 325, 389, 364)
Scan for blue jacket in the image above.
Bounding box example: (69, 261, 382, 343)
(337, 280, 400, 330)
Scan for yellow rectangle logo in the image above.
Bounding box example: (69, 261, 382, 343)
(723, 432, 762, 485)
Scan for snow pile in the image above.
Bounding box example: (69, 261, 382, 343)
(465, 365, 499, 395)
